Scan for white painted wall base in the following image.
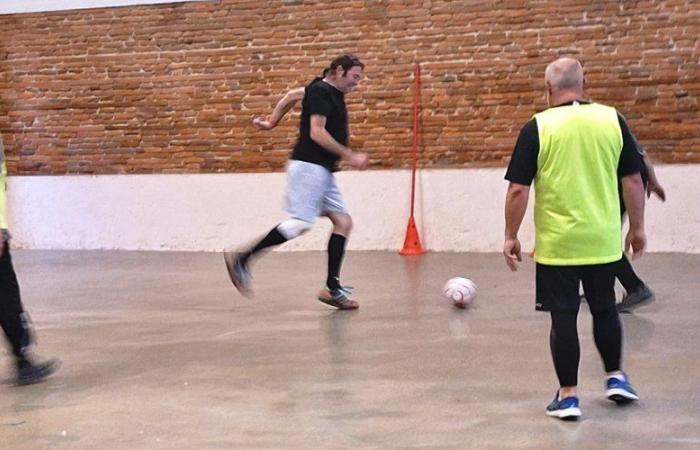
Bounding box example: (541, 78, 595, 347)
(7, 165, 699, 253)
(0, 0, 206, 15)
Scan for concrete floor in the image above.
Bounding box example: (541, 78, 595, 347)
(1, 251, 699, 449)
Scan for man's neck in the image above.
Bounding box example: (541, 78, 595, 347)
(322, 77, 342, 92)
(550, 91, 586, 107)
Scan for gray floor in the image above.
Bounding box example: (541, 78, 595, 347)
(1, 251, 699, 449)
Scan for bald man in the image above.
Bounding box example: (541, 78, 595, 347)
(503, 57, 646, 420)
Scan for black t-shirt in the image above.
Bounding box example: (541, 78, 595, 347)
(291, 77, 349, 172)
(504, 102, 646, 194)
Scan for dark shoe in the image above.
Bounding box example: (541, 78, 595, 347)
(318, 286, 359, 310)
(16, 358, 60, 386)
(545, 391, 581, 420)
(223, 252, 253, 298)
(617, 285, 654, 313)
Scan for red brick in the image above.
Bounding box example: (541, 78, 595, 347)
(0, 0, 697, 174)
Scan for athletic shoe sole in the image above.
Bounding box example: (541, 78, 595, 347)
(546, 407, 581, 420)
(606, 388, 639, 403)
(317, 291, 359, 310)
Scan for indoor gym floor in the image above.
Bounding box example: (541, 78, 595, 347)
(1, 250, 699, 449)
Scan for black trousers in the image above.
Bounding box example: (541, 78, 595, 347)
(537, 261, 622, 387)
(0, 240, 31, 360)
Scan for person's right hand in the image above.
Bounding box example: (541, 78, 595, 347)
(252, 116, 276, 131)
(348, 152, 369, 169)
(625, 228, 647, 260)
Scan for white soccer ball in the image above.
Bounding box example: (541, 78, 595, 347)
(443, 277, 477, 308)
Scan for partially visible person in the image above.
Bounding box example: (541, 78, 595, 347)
(0, 136, 60, 385)
(615, 133, 665, 313)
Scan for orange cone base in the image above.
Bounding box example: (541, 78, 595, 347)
(400, 217, 426, 255)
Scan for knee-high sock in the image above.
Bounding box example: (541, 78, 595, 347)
(326, 234, 347, 290)
(239, 227, 288, 267)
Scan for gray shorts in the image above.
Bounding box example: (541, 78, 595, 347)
(285, 160, 349, 223)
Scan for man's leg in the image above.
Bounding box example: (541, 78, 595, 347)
(592, 308, 623, 373)
(616, 215, 654, 313)
(224, 219, 312, 296)
(325, 212, 352, 290)
(316, 175, 358, 310)
(537, 264, 582, 420)
(546, 311, 582, 420)
(0, 241, 59, 385)
(583, 262, 639, 403)
(235, 218, 313, 270)
(0, 241, 29, 360)
(615, 254, 644, 293)
(615, 254, 654, 313)
(225, 160, 322, 296)
(550, 311, 581, 395)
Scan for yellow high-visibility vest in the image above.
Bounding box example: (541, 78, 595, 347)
(533, 102, 623, 265)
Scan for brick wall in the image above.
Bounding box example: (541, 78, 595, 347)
(0, 0, 697, 174)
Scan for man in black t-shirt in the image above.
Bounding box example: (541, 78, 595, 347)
(225, 55, 368, 310)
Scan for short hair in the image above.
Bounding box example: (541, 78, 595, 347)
(328, 54, 364, 76)
(545, 58, 583, 91)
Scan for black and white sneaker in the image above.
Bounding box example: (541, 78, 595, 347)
(16, 358, 60, 386)
(617, 285, 654, 313)
(318, 286, 359, 310)
(223, 252, 253, 298)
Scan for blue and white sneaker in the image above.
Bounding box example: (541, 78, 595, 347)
(545, 392, 581, 420)
(606, 374, 639, 403)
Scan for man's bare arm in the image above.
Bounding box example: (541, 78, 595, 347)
(252, 87, 305, 130)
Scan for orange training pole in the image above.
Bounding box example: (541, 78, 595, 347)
(400, 63, 426, 256)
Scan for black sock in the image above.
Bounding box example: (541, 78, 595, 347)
(616, 254, 644, 292)
(326, 233, 347, 290)
(239, 227, 288, 267)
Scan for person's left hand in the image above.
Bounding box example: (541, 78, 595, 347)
(647, 180, 666, 202)
(503, 237, 522, 271)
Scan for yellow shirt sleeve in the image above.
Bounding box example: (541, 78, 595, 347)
(0, 161, 7, 229)
(0, 132, 7, 230)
